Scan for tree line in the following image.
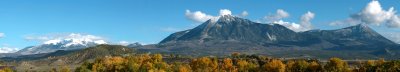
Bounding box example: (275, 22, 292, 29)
(73, 53, 400, 72)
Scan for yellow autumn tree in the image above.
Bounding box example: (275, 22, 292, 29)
(210, 58, 219, 72)
(153, 54, 163, 62)
(324, 57, 349, 72)
(237, 59, 258, 72)
(103, 56, 126, 71)
(286, 60, 295, 72)
(359, 59, 386, 72)
(293, 60, 309, 72)
(263, 59, 285, 72)
(151, 54, 169, 71)
(221, 58, 235, 72)
(308, 61, 322, 72)
(141, 61, 154, 71)
(190, 57, 218, 72)
(60, 66, 70, 72)
(286, 60, 318, 72)
(0, 67, 13, 72)
(237, 59, 249, 72)
(177, 64, 191, 72)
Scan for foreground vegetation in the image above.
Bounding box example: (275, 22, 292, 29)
(71, 53, 400, 72)
(1, 53, 400, 72)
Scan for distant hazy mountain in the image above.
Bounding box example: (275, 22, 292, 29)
(15, 38, 107, 55)
(127, 42, 143, 48)
(150, 15, 399, 59)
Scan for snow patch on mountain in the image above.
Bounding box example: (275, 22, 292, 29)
(43, 33, 106, 46)
(16, 33, 108, 55)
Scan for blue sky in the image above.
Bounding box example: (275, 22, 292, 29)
(0, 0, 400, 49)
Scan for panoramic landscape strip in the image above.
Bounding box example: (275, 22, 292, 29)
(0, 0, 400, 72)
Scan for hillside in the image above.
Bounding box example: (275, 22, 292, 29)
(1, 44, 135, 70)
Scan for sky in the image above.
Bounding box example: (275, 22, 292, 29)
(0, 0, 400, 52)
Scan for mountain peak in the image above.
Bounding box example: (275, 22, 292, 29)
(160, 15, 298, 44)
(219, 15, 234, 19)
(343, 24, 374, 33)
(216, 15, 235, 22)
(353, 24, 369, 29)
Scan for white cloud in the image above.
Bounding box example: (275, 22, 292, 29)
(331, 0, 400, 28)
(273, 20, 302, 31)
(265, 9, 315, 32)
(300, 11, 315, 31)
(387, 16, 400, 28)
(0, 47, 18, 53)
(355, 1, 395, 25)
(185, 10, 216, 23)
(0, 33, 4, 38)
(219, 9, 232, 16)
(25, 33, 107, 44)
(185, 9, 247, 23)
(265, 9, 290, 22)
(239, 11, 249, 17)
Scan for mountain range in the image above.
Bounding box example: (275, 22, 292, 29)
(2, 15, 400, 60)
(140, 15, 400, 59)
(0, 37, 107, 58)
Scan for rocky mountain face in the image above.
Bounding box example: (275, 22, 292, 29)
(152, 15, 400, 59)
(301, 24, 396, 50)
(160, 15, 301, 44)
(160, 15, 395, 48)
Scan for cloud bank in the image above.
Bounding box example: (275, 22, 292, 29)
(265, 9, 290, 22)
(219, 9, 232, 16)
(266, 9, 315, 32)
(331, 1, 400, 28)
(185, 10, 216, 23)
(300, 11, 315, 31)
(0, 47, 18, 53)
(25, 33, 107, 44)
